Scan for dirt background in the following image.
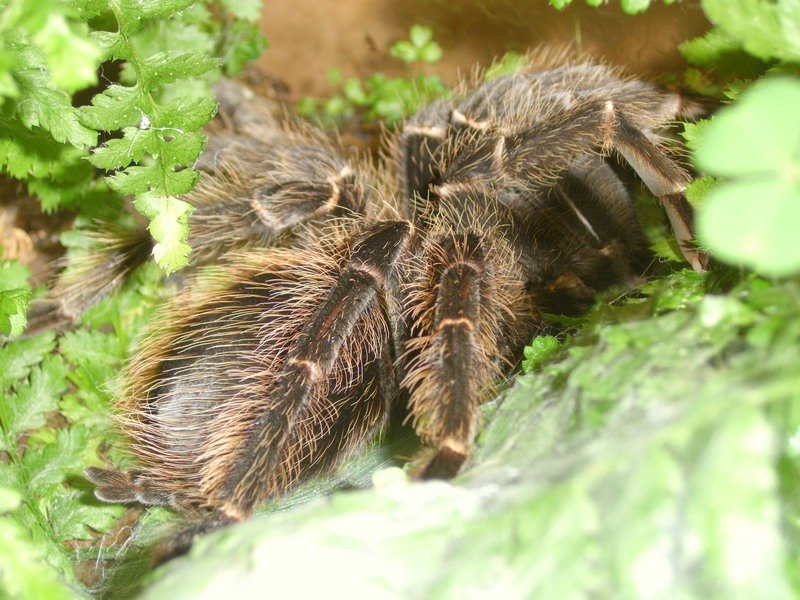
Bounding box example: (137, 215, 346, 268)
(256, 0, 711, 98)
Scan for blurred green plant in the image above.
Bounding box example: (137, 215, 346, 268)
(298, 24, 448, 127)
(0, 257, 31, 338)
(0, 263, 166, 598)
(548, 0, 678, 14)
(691, 78, 800, 277)
(677, 0, 800, 277)
(483, 50, 529, 79)
(389, 23, 443, 65)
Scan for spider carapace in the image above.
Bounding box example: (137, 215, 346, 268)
(83, 54, 707, 524)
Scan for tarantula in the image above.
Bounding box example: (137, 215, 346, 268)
(82, 54, 706, 524)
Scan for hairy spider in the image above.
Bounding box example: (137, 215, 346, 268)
(84, 53, 706, 524)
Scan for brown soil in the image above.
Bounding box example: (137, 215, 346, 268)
(256, 0, 711, 99)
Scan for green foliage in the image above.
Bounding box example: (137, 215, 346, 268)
(548, 0, 677, 14)
(521, 335, 560, 373)
(298, 25, 449, 127)
(700, 0, 800, 64)
(0, 484, 89, 600)
(677, 0, 800, 278)
(0, 0, 266, 272)
(0, 259, 31, 338)
(388, 24, 443, 65)
(0, 0, 105, 213)
(679, 28, 765, 76)
(483, 51, 529, 80)
(692, 78, 800, 277)
(0, 333, 108, 595)
(0, 3, 266, 597)
(479, 272, 799, 600)
(0, 0, 101, 97)
(80, 3, 216, 273)
(0, 260, 164, 599)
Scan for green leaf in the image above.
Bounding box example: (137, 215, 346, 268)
(484, 51, 528, 80)
(32, 14, 101, 93)
(91, 126, 206, 174)
(108, 163, 199, 196)
(0, 490, 86, 600)
(88, 126, 158, 170)
(47, 491, 125, 542)
(0, 333, 55, 388)
(140, 52, 218, 87)
(156, 131, 207, 166)
(521, 335, 560, 373)
(217, 0, 262, 21)
(0, 113, 97, 214)
(9, 40, 97, 148)
(0, 260, 31, 291)
(698, 180, 800, 277)
(78, 84, 141, 131)
(113, 0, 197, 35)
(220, 21, 268, 75)
(134, 192, 194, 273)
(679, 27, 763, 76)
(694, 78, 800, 176)
(343, 78, 368, 105)
(693, 78, 800, 277)
(389, 40, 417, 64)
(1, 354, 69, 442)
(684, 175, 720, 206)
(418, 42, 443, 65)
(409, 24, 433, 48)
(157, 95, 218, 130)
(59, 329, 125, 370)
(23, 425, 92, 497)
(621, 0, 651, 14)
(700, 0, 800, 63)
(389, 25, 442, 65)
(680, 120, 712, 152)
(0, 288, 31, 338)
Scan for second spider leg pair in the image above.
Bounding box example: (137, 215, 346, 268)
(400, 65, 708, 274)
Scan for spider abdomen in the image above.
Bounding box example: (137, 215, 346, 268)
(98, 227, 406, 517)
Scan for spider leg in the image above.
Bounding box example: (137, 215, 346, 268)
(520, 157, 653, 316)
(84, 466, 183, 508)
(609, 109, 708, 272)
(435, 98, 706, 273)
(396, 97, 451, 206)
(20, 223, 153, 338)
(217, 220, 411, 518)
(402, 220, 529, 479)
(187, 130, 370, 262)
